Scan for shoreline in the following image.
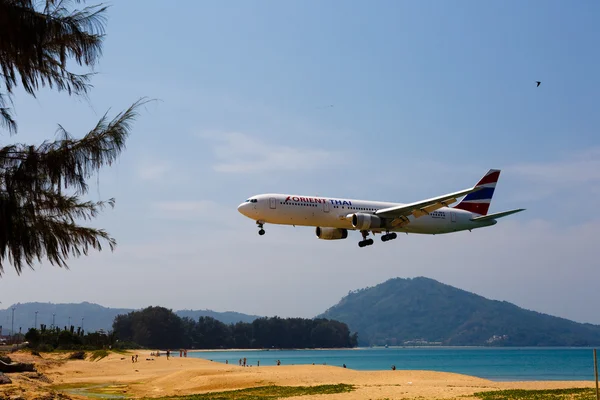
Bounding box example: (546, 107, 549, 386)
(187, 345, 599, 352)
(1, 350, 598, 400)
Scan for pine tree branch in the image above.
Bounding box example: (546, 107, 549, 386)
(0, 194, 116, 275)
(0, 92, 17, 134)
(0, 0, 107, 131)
(0, 98, 150, 275)
(1, 98, 150, 195)
(0, 1, 148, 276)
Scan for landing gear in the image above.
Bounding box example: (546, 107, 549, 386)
(381, 232, 398, 242)
(358, 231, 374, 248)
(257, 221, 265, 236)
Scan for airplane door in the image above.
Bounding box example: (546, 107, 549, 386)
(451, 212, 456, 222)
(323, 202, 330, 213)
(269, 198, 276, 209)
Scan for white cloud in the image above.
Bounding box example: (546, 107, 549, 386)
(501, 147, 600, 205)
(203, 132, 346, 173)
(507, 147, 600, 185)
(137, 163, 171, 181)
(151, 200, 221, 217)
(149, 200, 241, 227)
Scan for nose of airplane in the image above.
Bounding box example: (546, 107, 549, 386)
(237, 202, 250, 216)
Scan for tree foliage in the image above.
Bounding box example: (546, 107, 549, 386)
(0, 0, 146, 275)
(112, 306, 359, 349)
(24, 323, 131, 351)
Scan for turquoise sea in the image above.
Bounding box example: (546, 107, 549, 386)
(186, 347, 599, 381)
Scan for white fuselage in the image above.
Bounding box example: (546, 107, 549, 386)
(237, 193, 497, 235)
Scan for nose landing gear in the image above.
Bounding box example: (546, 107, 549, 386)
(257, 221, 265, 235)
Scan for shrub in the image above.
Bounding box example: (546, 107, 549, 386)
(68, 351, 86, 360)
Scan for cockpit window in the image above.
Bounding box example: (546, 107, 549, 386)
(245, 199, 258, 203)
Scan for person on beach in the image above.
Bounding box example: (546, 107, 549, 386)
(167, 349, 170, 360)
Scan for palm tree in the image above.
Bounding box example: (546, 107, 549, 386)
(0, 0, 147, 275)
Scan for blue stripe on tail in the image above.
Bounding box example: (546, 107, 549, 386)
(462, 187, 495, 201)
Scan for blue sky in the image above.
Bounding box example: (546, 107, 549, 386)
(1, 1, 600, 326)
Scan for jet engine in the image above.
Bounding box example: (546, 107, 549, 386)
(351, 213, 384, 230)
(315, 227, 348, 240)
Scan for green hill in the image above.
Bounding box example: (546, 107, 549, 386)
(317, 277, 600, 347)
(0, 302, 260, 335)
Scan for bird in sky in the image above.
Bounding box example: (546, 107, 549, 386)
(536, 81, 541, 87)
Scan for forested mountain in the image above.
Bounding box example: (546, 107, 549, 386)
(318, 277, 600, 347)
(0, 302, 260, 335)
(7, 277, 600, 348)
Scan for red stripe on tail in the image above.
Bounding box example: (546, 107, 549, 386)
(476, 170, 501, 186)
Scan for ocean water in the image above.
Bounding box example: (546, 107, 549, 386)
(185, 347, 599, 381)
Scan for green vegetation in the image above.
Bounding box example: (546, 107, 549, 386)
(319, 277, 600, 346)
(19, 305, 356, 351)
(148, 384, 355, 400)
(113, 306, 358, 349)
(0, 0, 145, 277)
(474, 388, 599, 400)
(89, 350, 110, 361)
(24, 324, 139, 351)
(53, 382, 131, 399)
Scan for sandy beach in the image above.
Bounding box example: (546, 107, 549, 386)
(0, 350, 596, 399)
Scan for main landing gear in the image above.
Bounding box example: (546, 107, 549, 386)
(358, 231, 398, 247)
(381, 232, 397, 242)
(257, 221, 265, 236)
(358, 231, 374, 248)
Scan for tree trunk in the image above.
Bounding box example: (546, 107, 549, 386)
(0, 359, 35, 373)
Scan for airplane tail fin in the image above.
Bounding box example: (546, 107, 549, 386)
(453, 169, 500, 216)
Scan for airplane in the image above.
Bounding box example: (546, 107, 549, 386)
(237, 169, 525, 248)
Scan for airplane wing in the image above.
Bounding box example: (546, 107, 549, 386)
(375, 186, 483, 227)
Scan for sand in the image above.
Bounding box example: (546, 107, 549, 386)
(0, 350, 597, 399)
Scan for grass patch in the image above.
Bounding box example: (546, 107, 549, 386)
(474, 388, 598, 400)
(150, 384, 355, 400)
(52, 382, 99, 390)
(89, 350, 110, 361)
(53, 383, 131, 399)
